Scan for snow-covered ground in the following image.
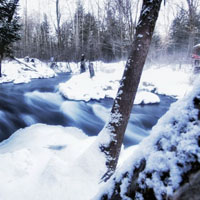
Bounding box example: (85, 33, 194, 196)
(0, 124, 107, 200)
(0, 58, 192, 104)
(59, 61, 193, 104)
(0, 58, 198, 199)
(0, 58, 55, 84)
(95, 77, 200, 200)
(0, 58, 79, 84)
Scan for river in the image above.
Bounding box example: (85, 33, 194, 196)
(0, 73, 175, 146)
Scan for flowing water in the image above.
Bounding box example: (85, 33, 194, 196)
(0, 73, 175, 146)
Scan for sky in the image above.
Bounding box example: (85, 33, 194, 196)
(19, 0, 99, 20)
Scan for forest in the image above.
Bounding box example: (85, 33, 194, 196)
(13, 0, 200, 63)
(0, 0, 200, 200)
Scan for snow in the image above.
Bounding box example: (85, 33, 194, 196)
(0, 58, 73, 84)
(59, 62, 124, 102)
(59, 61, 161, 104)
(95, 77, 200, 200)
(0, 59, 192, 104)
(0, 124, 106, 200)
(140, 67, 192, 98)
(135, 90, 160, 104)
(59, 61, 192, 104)
(0, 58, 198, 199)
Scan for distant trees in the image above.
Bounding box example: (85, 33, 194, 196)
(0, 0, 21, 77)
(169, 0, 200, 60)
(13, 0, 142, 62)
(8, 0, 200, 64)
(56, 0, 62, 58)
(39, 14, 51, 60)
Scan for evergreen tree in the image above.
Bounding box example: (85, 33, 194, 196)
(0, 0, 21, 77)
(169, 6, 200, 57)
(170, 8, 190, 54)
(82, 13, 98, 61)
(74, 1, 84, 59)
(102, 1, 127, 61)
(39, 14, 50, 60)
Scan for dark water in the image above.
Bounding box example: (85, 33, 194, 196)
(0, 73, 175, 146)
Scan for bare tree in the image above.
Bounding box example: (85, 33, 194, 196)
(99, 0, 163, 181)
(24, 0, 28, 55)
(186, 0, 199, 57)
(56, 0, 61, 57)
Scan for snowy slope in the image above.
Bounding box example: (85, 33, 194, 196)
(0, 58, 78, 84)
(0, 124, 106, 200)
(95, 77, 200, 200)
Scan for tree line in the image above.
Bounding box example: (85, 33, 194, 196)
(12, 0, 200, 64)
(168, 0, 200, 62)
(1, 0, 200, 64)
(14, 0, 140, 62)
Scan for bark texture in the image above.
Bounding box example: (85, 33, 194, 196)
(0, 55, 2, 77)
(173, 170, 200, 200)
(100, 159, 146, 200)
(100, 0, 163, 181)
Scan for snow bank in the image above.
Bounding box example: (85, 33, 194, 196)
(0, 124, 106, 200)
(59, 61, 163, 104)
(0, 58, 72, 84)
(59, 69, 121, 101)
(59, 62, 193, 104)
(95, 77, 200, 200)
(140, 67, 192, 98)
(135, 90, 160, 104)
(0, 59, 192, 103)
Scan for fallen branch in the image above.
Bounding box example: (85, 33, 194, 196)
(13, 57, 38, 72)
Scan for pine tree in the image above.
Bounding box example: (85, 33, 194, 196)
(0, 0, 21, 77)
(39, 14, 50, 60)
(169, 5, 200, 57)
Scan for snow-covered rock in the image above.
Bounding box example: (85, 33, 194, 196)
(0, 58, 74, 84)
(0, 59, 56, 84)
(59, 71, 161, 104)
(95, 77, 200, 200)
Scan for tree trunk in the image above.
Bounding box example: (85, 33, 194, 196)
(56, 0, 61, 56)
(0, 55, 2, 77)
(99, 0, 163, 181)
(186, 0, 197, 59)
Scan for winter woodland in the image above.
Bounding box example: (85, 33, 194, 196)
(0, 0, 200, 200)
